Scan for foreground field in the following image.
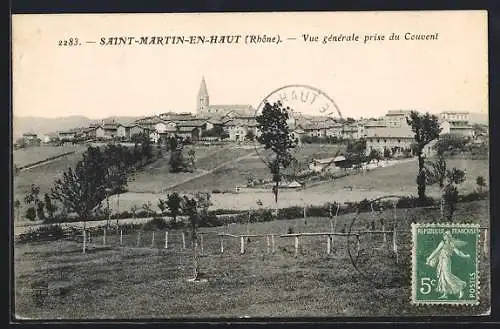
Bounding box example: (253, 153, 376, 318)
(14, 200, 490, 319)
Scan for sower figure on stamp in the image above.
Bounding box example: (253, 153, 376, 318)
(426, 230, 470, 299)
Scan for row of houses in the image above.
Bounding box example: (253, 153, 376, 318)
(52, 109, 481, 148)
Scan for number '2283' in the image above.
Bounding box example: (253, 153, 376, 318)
(58, 38, 81, 46)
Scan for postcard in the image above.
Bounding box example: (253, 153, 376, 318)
(12, 10, 490, 319)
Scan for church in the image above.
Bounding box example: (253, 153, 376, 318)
(196, 77, 255, 118)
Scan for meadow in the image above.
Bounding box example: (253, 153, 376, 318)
(13, 147, 87, 217)
(13, 200, 490, 319)
(13, 145, 85, 168)
(102, 156, 489, 214)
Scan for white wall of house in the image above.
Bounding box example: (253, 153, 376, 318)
(365, 137, 414, 155)
(96, 127, 105, 139)
(440, 121, 451, 134)
(227, 126, 247, 141)
(117, 126, 129, 138)
(130, 126, 144, 137)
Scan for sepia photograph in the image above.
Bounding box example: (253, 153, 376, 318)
(11, 11, 490, 319)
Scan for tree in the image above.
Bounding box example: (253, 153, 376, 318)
(476, 176, 486, 193)
(24, 184, 40, 206)
(383, 147, 391, 159)
(426, 153, 447, 219)
(406, 111, 442, 202)
(166, 192, 182, 224)
(245, 130, 255, 141)
(142, 201, 153, 218)
(51, 161, 106, 229)
(25, 207, 37, 221)
(157, 199, 167, 215)
(36, 200, 45, 221)
(169, 148, 185, 173)
(368, 149, 382, 164)
(181, 192, 212, 281)
(434, 133, 468, 155)
(131, 132, 153, 160)
(256, 100, 298, 204)
(44, 193, 57, 222)
(194, 192, 212, 226)
(187, 149, 196, 170)
(102, 144, 129, 193)
(14, 200, 21, 222)
(443, 168, 466, 221)
(24, 184, 42, 220)
(130, 205, 138, 219)
(181, 195, 200, 280)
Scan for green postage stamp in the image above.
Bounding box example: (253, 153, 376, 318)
(411, 223, 480, 305)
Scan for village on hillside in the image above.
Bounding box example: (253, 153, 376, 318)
(15, 78, 489, 160)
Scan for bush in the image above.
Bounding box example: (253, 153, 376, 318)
(458, 190, 489, 203)
(25, 207, 38, 221)
(396, 196, 435, 208)
(143, 217, 168, 230)
(278, 206, 303, 219)
(16, 224, 65, 243)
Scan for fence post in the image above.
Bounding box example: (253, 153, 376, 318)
(266, 235, 270, 254)
(182, 232, 186, 250)
(103, 228, 106, 246)
(82, 230, 86, 254)
(240, 236, 245, 254)
(164, 231, 168, 249)
(271, 234, 275, 254)
(120, 230, 123, 246)
(294, 235, 299, 257)
(200, 234, 204, 255)
(392, 229, 398, 264)
(326, 235, 331, 255)
(356, 234, 360, 258)
(382, 224, 387, 246)
(392, 202, 398, 263)
(219, 235, 224, 254)
(483, 229, 488, 256)
(151, 232, 155, 248)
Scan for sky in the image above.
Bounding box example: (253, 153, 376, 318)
(12, 11, 488, 119)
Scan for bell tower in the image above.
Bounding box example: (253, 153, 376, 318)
(197, 76, 209, 114)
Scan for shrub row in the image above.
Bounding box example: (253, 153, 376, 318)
(17, 190, 488, 244)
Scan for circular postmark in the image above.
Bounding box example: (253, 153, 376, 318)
(253, 84, 343, 166)
(346, 195, 415, 288)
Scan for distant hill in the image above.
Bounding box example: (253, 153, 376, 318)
(12, 115, 145, 139)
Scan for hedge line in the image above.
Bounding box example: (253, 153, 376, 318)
(20, 190, 488, 244)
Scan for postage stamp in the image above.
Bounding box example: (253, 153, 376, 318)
(411, 223, 480, 305)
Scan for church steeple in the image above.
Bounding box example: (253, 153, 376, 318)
(197, 76, 209, 114)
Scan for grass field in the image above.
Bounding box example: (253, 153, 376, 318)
(13, 148, 87, 216)
(128, 143, 344, 194)
(307, 157, 489, 196)
(13, 200, 490, 319)
(13, 145, 85, 168)
(103, 156, 489, 214)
